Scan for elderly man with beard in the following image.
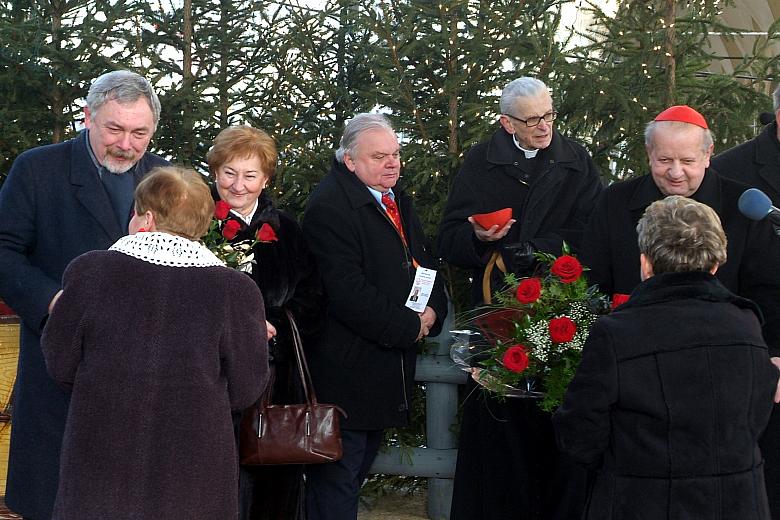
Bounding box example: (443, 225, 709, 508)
(580, 104, 780, 519)
(302, 113, 447, 520)
(0, 70, 168, 519)
(438, 77, 602, 520)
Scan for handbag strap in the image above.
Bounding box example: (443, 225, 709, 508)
(285, 309, 319, 406)
(259, 365, 277, 408)
(481, 250, 507, 304)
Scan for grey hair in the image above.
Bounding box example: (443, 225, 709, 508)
(500, 77, 549, 115)
(335, 113, 395, 164)
(773, 84, 780, 113)
(636, 195, 727, 274)
(86, 70, 161, 127)
(644, 120, 714, 154)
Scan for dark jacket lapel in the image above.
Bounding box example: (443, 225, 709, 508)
(331, 158, 415, 251)
(69, 132, 122, 239)
(756, 123, 780, 197)
(519, 131, 577, 242)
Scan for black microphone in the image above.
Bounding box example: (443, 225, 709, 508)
(738, 188, 780, 226)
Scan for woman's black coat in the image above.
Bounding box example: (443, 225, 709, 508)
(301, 159, 448, 430)
(554, 272, 779, 520)
(213, 188, 322, 520)
(213, 188, 322, 362)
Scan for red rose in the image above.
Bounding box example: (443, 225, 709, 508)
(257, 223, 278, 242)
(611, 293, 630, 309)
(515, 277, 542, 304)
(214, 200, 231, 220)
(502, 344, 530, 373)
(549, 317, 577, 343)
(222, 219, 241, 240)
(551, 255, 583, 283)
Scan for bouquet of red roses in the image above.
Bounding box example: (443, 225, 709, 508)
(451, 245, 611, 412)
(201, 200, 277, 272)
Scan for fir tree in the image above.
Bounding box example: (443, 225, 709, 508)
(0, 0, 143, 175)
(557, 0, 771, 181)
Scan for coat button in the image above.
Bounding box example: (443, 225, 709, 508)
(513, 161, 519, 166)
(397, 404, 407, 412)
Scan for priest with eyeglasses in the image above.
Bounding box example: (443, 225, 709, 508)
(437, 77, 603, 519)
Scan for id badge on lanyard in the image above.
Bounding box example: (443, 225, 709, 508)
(405, 267, 436, 312)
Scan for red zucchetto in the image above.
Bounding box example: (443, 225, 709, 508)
(654, 105, 709, 129)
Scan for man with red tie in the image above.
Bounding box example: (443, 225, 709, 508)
(301, 113, 447, 520)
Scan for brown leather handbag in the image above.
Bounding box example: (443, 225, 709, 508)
(239, 310, 346, 465)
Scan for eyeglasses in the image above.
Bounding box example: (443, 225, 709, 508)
(504, 111, 558, 127)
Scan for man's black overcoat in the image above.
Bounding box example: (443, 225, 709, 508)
(301, 159, 447, 430)
(711, 123, 780, 518)
(712, 121, 780, 204)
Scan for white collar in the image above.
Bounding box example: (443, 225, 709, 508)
(512, 134, 540, 159)
(109, 232, 225, 268)
(230, 199, 259, 225)
(367, 186, 395, 207)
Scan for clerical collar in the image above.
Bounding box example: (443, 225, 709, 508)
(512, 134, 539, 159)
(84, 129, 136, 177)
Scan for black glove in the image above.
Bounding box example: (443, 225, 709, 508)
(502, 241, 537, 276)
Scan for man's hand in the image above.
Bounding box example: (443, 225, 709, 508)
(469, 217, 516, 242)
(48, 290, 63, 314)
(416, 306, 437, 341)
(266, 320, 277, 342)
(772, 357, 780, 403)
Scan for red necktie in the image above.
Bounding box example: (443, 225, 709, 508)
(381, 193, 407, 244)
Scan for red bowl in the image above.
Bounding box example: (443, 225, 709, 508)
(471, 208, 513, 230)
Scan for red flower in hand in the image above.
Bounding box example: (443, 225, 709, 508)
(516, 278, 542, 304)
(257, 223, 278, 243)
(551, 255, 583, 283)
(502, 345, 530, 373)
(549, 317, 577, 343)
(611, 293, 630, 309)
(222, 219, 241, 240)
(214, 200, 231, 220)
